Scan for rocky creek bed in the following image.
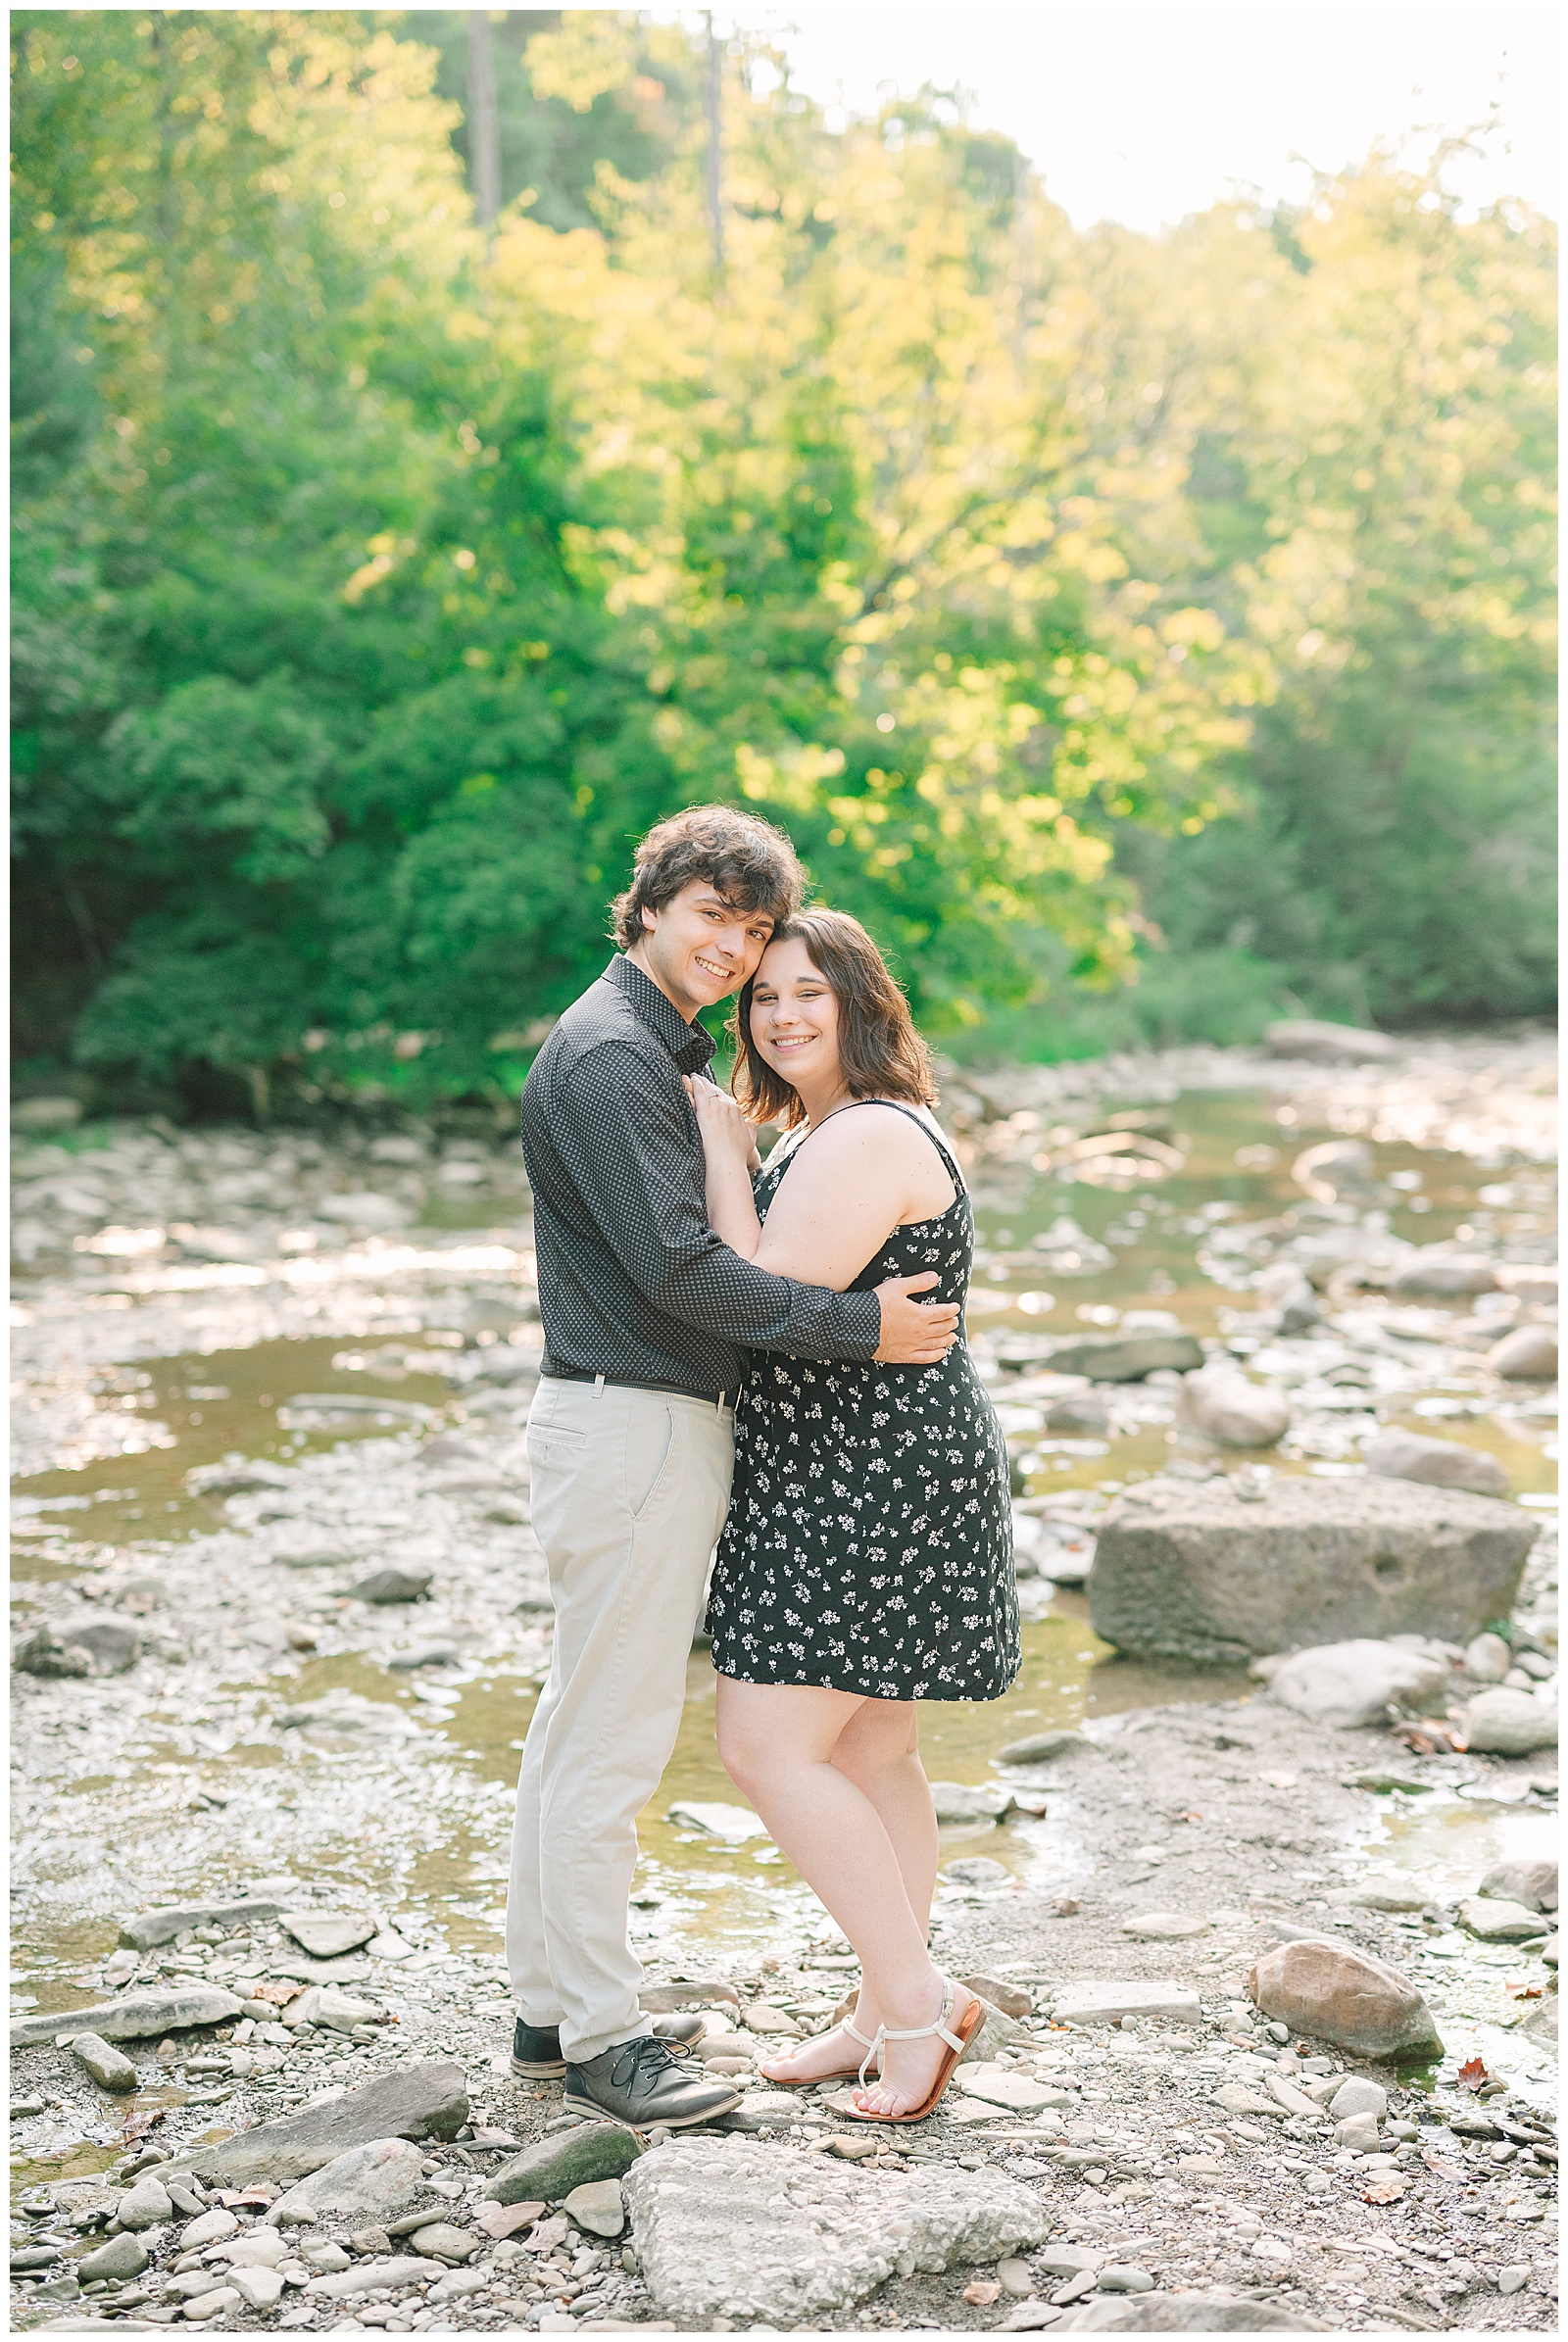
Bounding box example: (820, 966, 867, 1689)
(10, 1023, 1559, 2334)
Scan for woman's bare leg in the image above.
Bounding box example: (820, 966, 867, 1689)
(825, 1695, 942, 2049)
(715, 1677, 970, 2115)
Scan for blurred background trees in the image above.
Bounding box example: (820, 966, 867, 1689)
(12, 10, 1556, 1119)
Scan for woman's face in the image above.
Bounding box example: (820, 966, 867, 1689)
(749, 937, 842, 1091)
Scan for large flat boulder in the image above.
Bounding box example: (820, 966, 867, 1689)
(623, 2137, 1047, 2325)
(160, 2060, 466, 2186)
(1089, 1475, 1535, 1666)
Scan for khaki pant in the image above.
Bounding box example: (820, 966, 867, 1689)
(507, 1377, 734, 2061)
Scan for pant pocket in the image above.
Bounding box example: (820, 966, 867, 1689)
(627, 1404, 676, 1521)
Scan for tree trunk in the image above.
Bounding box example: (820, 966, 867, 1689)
(467, 10, 502, 232)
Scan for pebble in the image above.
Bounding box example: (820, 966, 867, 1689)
(1327, 2077, 1387, 2123)
(179, 2209, 239, 2248)
(1463, 1687, 1558, 1755)
(1248, 1938, 1442, 2057)
(1498, 2265, 1532, 2295)
(409, 2222, 477, 2263)
(76, 2232, 150, 2284)
(1175, 1367, 1291, 1449)
(345, 1568, 434, 1606)
(1120, 1913, 1209, 1940)
(1457, 1895, 1550, 1941)
(482, 2123, 642, 2207)
(1097, 2266, 1155, 2293)
(113, 2177, 173, 2230)
(1478, 1858, 1557, 1911)
(1364, 1428, 1509, 1497)
(280, 1911, 379, 1959)
(564, 2179, 625, 2238)
(228, 2267, 286, 2309)
(270, 2137, 426, 2223)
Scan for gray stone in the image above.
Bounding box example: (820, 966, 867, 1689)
(409, 2222, 477, 2263)
(1089, 1475, 1535, 1666)
(270, 2138, 426, 2224)
(280, 1911, 378, 1959)
(482, 2122, 643, 2205)
(1479, 1859, 1557, 1912)
(1457, 1896, 1549, 1942)
(1098, 2268, 1155, 2293)
(998, 1729, 1094, 1765)
(71, 2031, 139, 2093)
(1517, 1997, 1558, 2047)
(162, 2060, 466, 2186)
(1051, 1982, 1200, 2025)
(1365, 1430, 1509, 1498)
(1247, 1939, 1442, 2058)
(345, 1568, 433, 1605)
(1036, 1332, 1203, 1383)
(120, 1895, 295, 1951)
(1464, 1687, 1558, 1755)
(1044, 1392, 1110, 1434)
(1328, 2077, 1387, 2122)
(56, 1619, 142, 1675)
(1391, 1250, 1498, 1298)
(114, 2177, 173, 2230)
(1487, 1325, 1558, 1380)
(186, 1459, 293, 1497)
(1265, 1019, 1397, 1064)
(229, 2268, 285, 2310)
(1175, 1369, 1291, 1450)
(1121, 1913, 1209, 1940)
(624, 2137, 1048, 2324)
(1055, 2297, 1328, 2331)
(304, 2255, 430, 2301)
(1466, 1631, 1514, 1681)
(11, 1985, 243, 2048)
(283, 1983, 382, 2032)
(12, 1626, 92, 1678)
(564, 2178, 626, 2237)
(77, 2231, 149, 2285)
(929, 1781, 1015, 1823)
(1268, 1639, 1450, 1730)
(13, 1095, 85, 1131)
(387, 1643, 462, 1671)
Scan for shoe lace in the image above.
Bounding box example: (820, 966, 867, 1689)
(606, 2031, 695, 2093)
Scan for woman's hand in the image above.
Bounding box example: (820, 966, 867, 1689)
(684, 1075, 762, 1173)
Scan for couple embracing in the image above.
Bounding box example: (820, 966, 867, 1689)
(507, 805, 1018, 2134)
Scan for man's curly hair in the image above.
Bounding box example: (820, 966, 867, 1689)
(611, 804, 804, 949)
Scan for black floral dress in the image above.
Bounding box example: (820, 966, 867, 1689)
(708, 1102, 1019, 1702)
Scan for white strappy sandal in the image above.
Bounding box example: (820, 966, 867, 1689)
(842, 1974, 984, 2124)
(760, 2011, 883, 2087)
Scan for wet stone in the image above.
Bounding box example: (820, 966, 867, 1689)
(482, 2122, 643, 2206)
(345, 1567, 434, 1605)
(280, 1910, 379, 1959)
(12, 1985, 243, 2048)
(70, 2030, 139, 2093)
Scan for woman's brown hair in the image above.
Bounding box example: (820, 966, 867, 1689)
(728, 907, 938, 1130)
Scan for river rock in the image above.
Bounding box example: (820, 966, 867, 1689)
(345, 1567, 432, 1604)
(14, 1095, 84, 1131)
(1457, 1896, 1549, 1942)
(1121, 1913, 1209, 1939)
(1327, 2077, 1387, 2122)
(304, 2254, 430, 2301)
(482, 2122, 642, 2205)
(1268, 1639, 1449, 1730)
(1089, 1475, 1535, 1666)
(71, 2031, 139, 2093)
(316, 1193, 416, 1231)
(929, 1781, 1016, 1823)
(270, 2138, 426, 2224)
(1364, 1430, 1509, 1498)
(1465, 1632, 1514, 1680)
(667, 1800, 769, 1841)
(954, 2064, 1058, 2113)
(1052, 1982, 1201, 2025)
(409, 2222, 476, 2263)
(1265, 1019, 1397, 1064)
(1391, 1249, 1498, 1298)
(959, 1973, 1035, 2019)
(12, 1985, 243, 2048)
(624, 2136, 1047, 2324)
(1038, 1332, 1202, 1383)
(120, 1894, 296, 1951)
(1479, 1859, 1557, 1912)
(1247, 1939, 1442, 2058)
(1175, 1370, 1291, 1449)
(13, 1626, 92, 1678)
(1463, 1686, 1558, 1755)
(163, 2060, 466, 2186)
(229, 2268, 285, 2310)
(564, 2178, 626, 2237)
(1339, 1868, 1436, 1912)
(114, 2177, 173, 2230)
(1043, 1391, 1110, 1433)
(998, 1729, 1094, 1765)
(283, 1984, 382, 2032)
(1058, 2296, 1330, 2330)
(74, 2232, 149, 2287)
(187, 1458, 293, 1497)
(1487, 1324, 1558, 1380)
(280, 1911, 379, 1959)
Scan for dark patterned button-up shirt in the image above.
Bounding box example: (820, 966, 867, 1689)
(519, 954, 881, 1399)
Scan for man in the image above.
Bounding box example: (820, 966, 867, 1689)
(509, 804, 959, 2131)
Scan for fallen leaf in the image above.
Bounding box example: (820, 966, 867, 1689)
(1504, 1980, 1544, 2000)
(1362, 2179, 1407, 2204)
(1422, 2153, 1466, 2180)
(122, 2106, 166, 2141)
(964, 2282, 1004, 2306)
(251, 1980, 304, 2006)
(1457, 2056, 1490, 2092)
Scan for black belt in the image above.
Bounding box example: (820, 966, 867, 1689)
(541, 1362, 732, 1408)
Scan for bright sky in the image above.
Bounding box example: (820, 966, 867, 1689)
(731, 5, 1557, 232)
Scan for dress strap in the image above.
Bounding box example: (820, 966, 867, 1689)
(812, 1098, 968, 1196)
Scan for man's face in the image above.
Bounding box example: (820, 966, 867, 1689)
(634, 881, 775, 1019)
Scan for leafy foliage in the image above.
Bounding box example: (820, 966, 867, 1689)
(11, 15, 1556, 1116)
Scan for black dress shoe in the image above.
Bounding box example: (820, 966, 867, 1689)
(511, 2011, 707, 2078)
(563, 2032, 740, 2131)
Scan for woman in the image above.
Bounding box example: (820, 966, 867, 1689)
(685, 907, 1018, 2122)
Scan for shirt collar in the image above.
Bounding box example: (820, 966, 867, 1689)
(604, 953, 717, 1075)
